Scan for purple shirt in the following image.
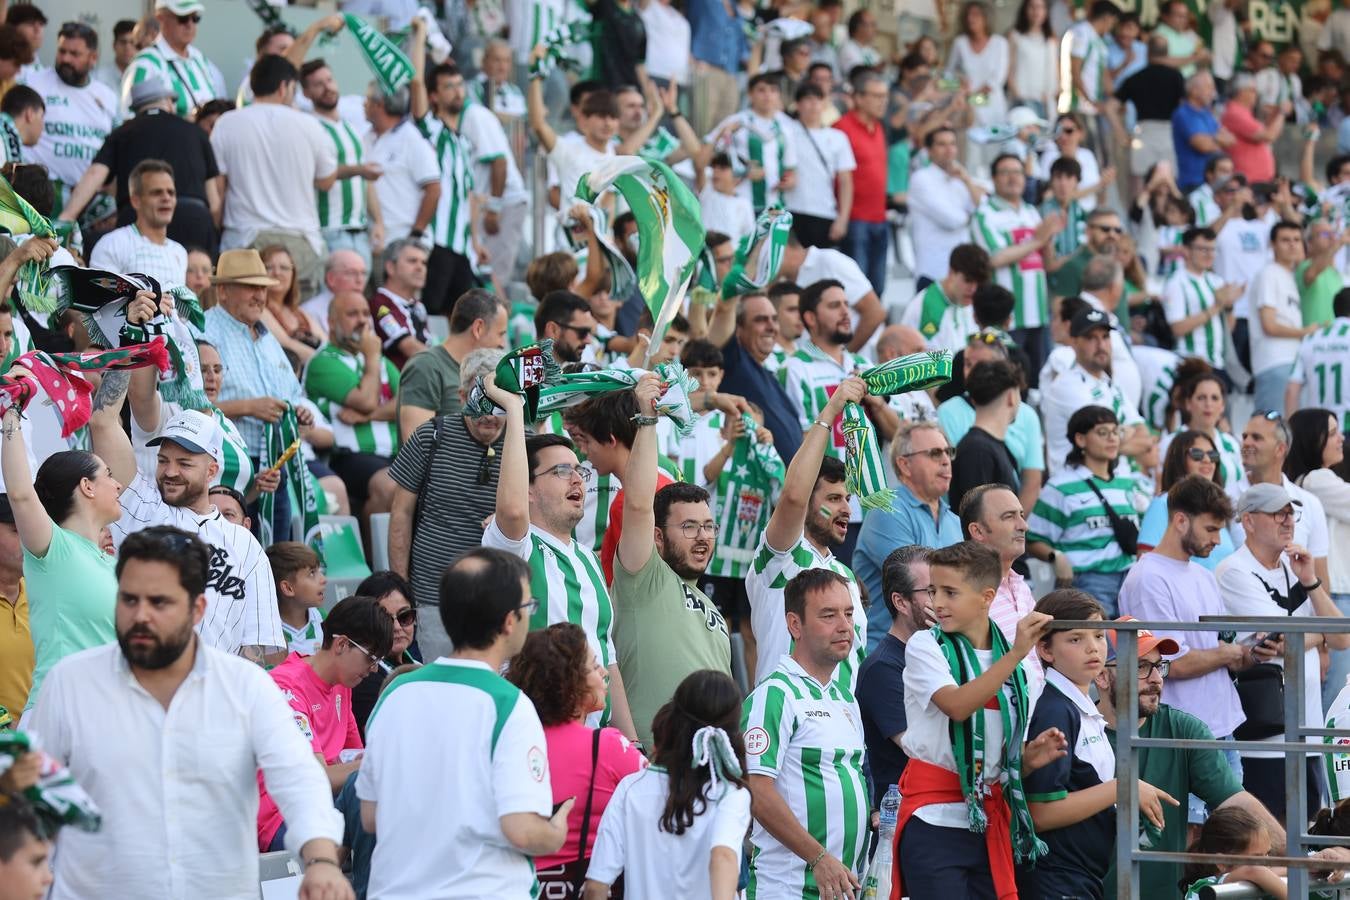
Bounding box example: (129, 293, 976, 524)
(1118, 552, 1246, 739)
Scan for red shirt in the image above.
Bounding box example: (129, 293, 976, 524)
(1220, 102, 1275, 184)
(834, 110, 888, 223)
(600, 471, 675, 584)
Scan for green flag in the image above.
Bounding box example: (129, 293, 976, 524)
(259, 407, 324, 559)
(343, 13, 414, 96)
(529, 21, 591, 79)
(0, 173, 59, 313)
(576, 156, 706, 366)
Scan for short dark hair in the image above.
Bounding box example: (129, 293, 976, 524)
(525, 433, 576, 480)
(1326, 153, 1350, 185)
(1034, 588, 1106, 652)
(1205, 154, 1232, 178)
(1088, 0, 1121, 20)
(1049, 156, 1082, 181)
(115, 526, 211, 599)
(266, 541, 320, 585)
(784, 567, 849, 621)
(973, 284, 1014, 328)
(768, 281, 801, 305)
(1065, 405, 1118, 466)
(0, 83, 41, 118)
(449, 287, 501, 334)
(250, 54, 299, 97)
(655, 482, 711, 530)
(927, 541, 1002, 592)
(428, 61, 462, 92)
(799, 279, 845, 323)
(949, 244, 992, 283)
(680, 338, 723, 370)
(569, 79, 601, 106)
(705, 230, 732, 251)
(1270, 219, 1303, 243)
(1058, 295, 1090, 324)
(299, 58, 329, 86)
(9, 161, 52, 215)
(924, 126, 956, 148)
(965, 359, 1020, 406)
(795, 82, 825, 102)
(881, 545, 930, 619)
(114, 18, 137, 39)
(356, 570, 415, 605)
(535, 290, 591, 335)
(321, 594, 395, 658)
(0, 25, 31, 65)
(1182, 226, 1217, 246)
(563, 390, 639, 449)
(990, 153, 1023, 175)
(748, 71, 782, 92)
(5, 5, 46, 26)
(438, 548, 531, 650)
(817, 455, 846, 488)
(579, 89, 618, 118)
(0, 794, 43, 860)
(959, 483, 1018, 540)
(254, 24, 291, 55)
(1166, 473, 1233, 521)
(129, 158, 174, 196)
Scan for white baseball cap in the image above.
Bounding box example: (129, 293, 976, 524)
(156, 0, 206, 16)
(1008, 106, 1048, 130)
(147, 410, 224, 468)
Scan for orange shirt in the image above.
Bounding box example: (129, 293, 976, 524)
(0, 580, 33, 720)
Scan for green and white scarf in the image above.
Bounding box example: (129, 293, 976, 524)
(841, 401, 890, 511)
(528, 361, 701, 437)
(563, 204, 636, 300)
(742, 112, 788, 215)
(259, 407, 324, 558)
(930, 625, 1046, 865)
(529, 21, 591, 79)
(342, 13, 414, 96)
(860, 351, 953, 397)
(720, 208, 793, 299)
(742, 411, 785, 484)
(462, 340, 563, 420)
(0, 173, 59, 312)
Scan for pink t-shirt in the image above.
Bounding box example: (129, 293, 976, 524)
(256, 653, 363, 850)
(1220, 102, 1275, 184)
(537, 721, 647, 869)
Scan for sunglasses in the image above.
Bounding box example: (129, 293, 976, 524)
(175, 13, 202, 24)
(561, 323, 593, 339)
(1186, 448, 1221, 463)
(392, 607, 417, 628)
(903, 446, 956, 461)
(1091, 225, 1124, 234)
(1255, 409, 1283, 422)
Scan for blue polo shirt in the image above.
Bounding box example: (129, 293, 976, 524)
(720, 337, 802, 464)
(1172, 101, 1220, 192)
(853, 482, 961, 650)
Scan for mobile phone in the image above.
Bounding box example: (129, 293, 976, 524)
(1261, 632, 1283, 646)
(552, 800, 567, 815)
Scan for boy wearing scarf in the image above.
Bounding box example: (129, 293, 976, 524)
(892, 541, 1064, 900)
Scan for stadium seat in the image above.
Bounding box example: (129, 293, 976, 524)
(317, 515, 372, 610)
(368, 512, 391, 571)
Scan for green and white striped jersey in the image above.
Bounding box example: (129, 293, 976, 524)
(1323, 677, 1350, 802)
(637, 126, 681, 163)
(121, 36, 219, 118)
(780, 340, 870, 462)
(314, 115, 367, 230)
(972, 196, 1050, 329)
(1068, 21, 1109, 108)
(765, 347, 789, 375)
(741, 655, 868, 899)
(1290, 317, 1350, 430)
(899, 282, 976, 353)
(1162, 268, 1228, 370)
(281, 607, 325, 656)
(417, 114, 475, 255)
(747, 533, 866, 691)
(303, 343, 401, 457)
(578, 468, 620, 553)
(1027, 465, 1145, 574)
(1188, 184, 1220, 226)
(1160, 428, 1246, 497)
(1040, 196, 1087, 261)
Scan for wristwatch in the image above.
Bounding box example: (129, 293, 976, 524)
(1301, 579, 1323, 592)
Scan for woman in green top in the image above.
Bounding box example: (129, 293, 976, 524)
(2, 398, 123, 715)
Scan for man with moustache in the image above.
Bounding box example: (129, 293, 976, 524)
(1048, 207, 1126, 301)
(90, 290, 283, 662)
(28, 527, 350, 900)
(611, 376, 731, 747)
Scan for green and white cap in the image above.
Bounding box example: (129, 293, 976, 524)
(156, 0, 206, 15)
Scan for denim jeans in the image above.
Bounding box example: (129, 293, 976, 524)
(1072, 570, 1127, 618)
(1252, 366, 1288, 417)
(845, 220, 890, 296)
(1325, 593, 1350, 711)
(322, 227, 373, 274)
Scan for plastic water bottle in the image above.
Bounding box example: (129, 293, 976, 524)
(861, 785, 901, 899)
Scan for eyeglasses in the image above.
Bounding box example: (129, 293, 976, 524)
(1259, 506, 1301, 525)
(532, 463, 593, 482)
(903, 446, 956, 461)
(1186, 448, 1221, 463)
(1090, 426, 1125, 439)
(1108, 659, 1171, 679)
(518, 598, 541, 617)
(670, 521, 719, 538)
(175, 13, 202, 24)
(392, 607, 418, 628)
(561, 323, 593, 339)
(345, 636, 391, 674)
(909, 585, 936, 600)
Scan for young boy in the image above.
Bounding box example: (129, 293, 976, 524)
(0, 797, 51, 900)
(1018, 594, 1180, 898)
(625, 309, 690, 369)
(267, 542, 328, 655)
(1040, 156, 1088, 271)
(699, 152, 755, 245)
(896, 541, 1059, 899)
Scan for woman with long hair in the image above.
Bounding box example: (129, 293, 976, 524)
(259, 245, 324, 362)
(1160, 369, 1246, 498)
(1283, 408, 1350, 709)
(947, 1, 1009, 171)
(508, 623, 647, 890)
(2, 389, 123, 719)
(1136, 430, 1236, 568)
(1007, 0, 1058, 119)
(584, 670, 750, 900)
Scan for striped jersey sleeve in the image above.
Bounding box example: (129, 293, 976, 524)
(742, 676, 799, 776)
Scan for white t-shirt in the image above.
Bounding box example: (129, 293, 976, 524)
(1214, 214, 1274, 319)
(368, 119, 442, 243)
(1249, 262, 1302, 375)
(357, 658, 553, 899)
(88, 225, 188, 288)
(1040, 361, 1144, 477)
(26, 69, 118, 194)
(587, 768, 751, 895)
(906, 164, 978, 282)
(459, 103, 528, 206)
(902, 628, 1042, 827)
(550, 134, 614, 205)
(784, 122, 856, 220)
(1036, 146, 1101, 212)
(638, 1, 692, 84)
(795, 246, 875, 333)
(698, 185, 756, 245)
(211, 103, 336, 252)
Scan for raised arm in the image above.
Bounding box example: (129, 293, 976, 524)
(484, 373, 530, 540)
(763, 374, 865, 551)
(87, 372, 137, 494)
(526, 47, 559, 153)
(408, 16, 430, 121)
(616, 375, 664, 573)
(284, 13, 345, 69)
(1, 393, 51, 557)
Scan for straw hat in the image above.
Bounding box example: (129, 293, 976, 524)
(211, 249, 279, 287)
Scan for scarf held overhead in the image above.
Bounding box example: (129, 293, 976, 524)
(0, 340, 170, 437)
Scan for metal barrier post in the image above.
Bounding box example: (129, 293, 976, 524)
(532, 149, 548, 261)
(1284, 629, 1308, 900)
(1113, 627, 1140, 900)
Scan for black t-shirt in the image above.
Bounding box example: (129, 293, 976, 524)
(949, 424, 1020, 513)
(591, 0, 647, 89)
(1116, 64, 1187, 122)
(855, 632, 909, 810)
(94, 109, 219, 219)
(720, 338, 802, 463)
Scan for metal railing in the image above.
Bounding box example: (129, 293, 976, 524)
(1050, 617, 1350, 900)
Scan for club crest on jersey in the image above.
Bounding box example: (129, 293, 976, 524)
(294, 712, 314, 742)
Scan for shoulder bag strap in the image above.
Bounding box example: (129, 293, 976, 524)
(798, 120, 833, 176)
(407, 416, 444, 595)
(571, 728, 603, 893)
(1083, 475, 1135, 540)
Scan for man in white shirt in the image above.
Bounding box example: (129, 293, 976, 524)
(1240, 411, 1331, 589)
(26, 22, 118, 206)
(906, 126, 985, 286)
(707, 75, 800, 217)
(119, 0, 221, 118)
(300, 249, 370, 328)
(1078, 254, 1142, 407)
(29, 527, 349, 900)
(364, 85, 441, 247)
(785, 83, 855, 248)
(89, 159, 187, 288)
(1248, 221, 1315, 413)
(210, 55, 336, 295)
(358, 547, 572, 898)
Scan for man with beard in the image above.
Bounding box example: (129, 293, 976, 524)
(89, 159, 186, 287)
(611, 375, 731, 747)
(299, 59, 384, 271)
(27, 22, 117, 213)
(90, 395, 284, 663)
(1118, 476, 1258, 808)
(28, 527, 351, 900)
(776, 240, 885, 352)
(481, 373, 637, 740)
(1097, 617, 1284, 900)
(397, 286, 506, 437)
(1048, 207, 1125, 302)
(747, 375, 868, 690)
(533, 291, 596, 364)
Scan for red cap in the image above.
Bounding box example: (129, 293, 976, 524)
(1107, 616, 1180, 661)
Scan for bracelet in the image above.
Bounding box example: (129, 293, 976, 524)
(631, 413, 659, 427)
(812, 419, 831, 431)
(806, 849, 827, 871)
(1302, 579, 1323, 592)
(304, 858, 341, 871)
(667, 109, 683, 119)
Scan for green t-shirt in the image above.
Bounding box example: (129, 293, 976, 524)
(396, 345, 461, 421)
(1105, 705, 1244, 900)
(304, 343, 402, 457)
(1296, 259, 1343, 328)
(1048, 243, 1093, 300)
(23, 524, 117, 710)
(610, 549, 732, 747)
